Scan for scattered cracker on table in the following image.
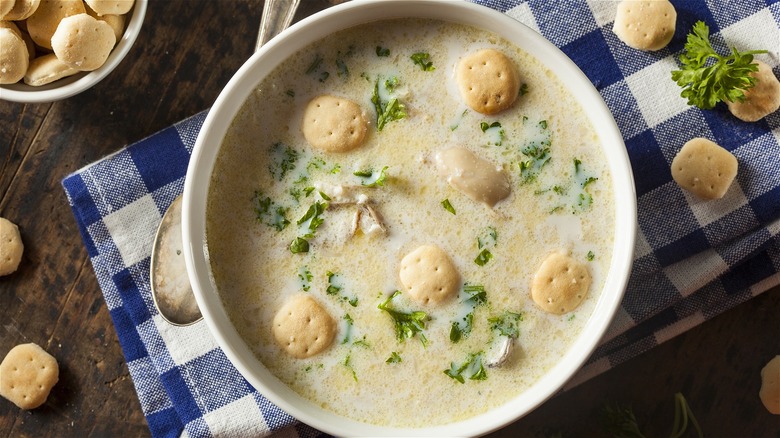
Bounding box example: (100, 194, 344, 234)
(0, 217, 24, 276)
(727, 60, 780, 122)
(399, 245, 460, 306)
(302, 95, 368, 153)
(457, 48, 520, 115)
(531, 252, 591, 314)
(671, 138, 738, 200)
(272, 294, 336, 359)
(760, 355, 780, 415)
(0, 343, 59, 410)
(613, 0, 676, 51)
(0, 27, 29, 84)
(26, 0, 86, 50)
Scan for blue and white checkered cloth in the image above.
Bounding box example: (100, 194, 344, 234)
(62, 1, 780, 436)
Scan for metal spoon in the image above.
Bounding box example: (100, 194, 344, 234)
(151, 0, 301, 326)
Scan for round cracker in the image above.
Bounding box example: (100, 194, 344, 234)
(51, 13, 115, 71)
(0, 28, 28, 85)
(399, 245, 460, 306)
(531, 252, 591, 314)
(760, 355, 780, 415)
(0, 0, 16, 18)
(727, 61, 780, 122)
(302, 95, 368, 153)
(0, 217, 24, 275)
(86, 6, 125, 41)
(671, 137, 738, 200)
(23, 52, 78, 86)
(272, 294, 336, 359)
(0, 343, 59, 410)
(26, 0, 85, 50)
(457, 48, 520, 115)
(84, 0, 133, 16)
(2, 0, 41, 21)
(613, 0, 676, 51)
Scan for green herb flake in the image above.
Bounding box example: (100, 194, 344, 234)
(371, 76, 407, 131)
(305, 54, 323, 74)
(253, 192, 290, 232)
(336, 59, 349, 78)
(326, 271, 342, 296)
(519, 83, 529, 96)
(386, 351, 402, 364)
(342, 313, 354, 344)
(376, 46, 390, 57)
(290, 237, 310, 254)
(450, 284, 488, 343)
(441, 199, 456, 215)
(474, 249, 493, 266)
(285, 89, 295, 97)
(488, 311, 523, 338)
(268, 143, 299, 181)
(354, 166, 389, 187)
(378, 291, 429, 346)
(410, 52, 435, 71)
(587, 251, 595, 261)
(298, 266, 313, 291)
(444, 352, 487, 384)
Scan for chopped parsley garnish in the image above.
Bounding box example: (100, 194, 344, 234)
(450, 284, 488, 343)
(573, 158, 597, 211)
(371, 76, 407, 131)
(444, 352, 487, 384)
(354, 166, 389, 187)
(336, 59, 349, 78)
(587, 250, 595, 261)
(520, 83, 529, 96)
(519, 144, 551, 183)
(343, 353, 358, 382)
(253, 192, 289, 231)
(298, 266, 313, 291)
(342, 313, 354, 344)
(305, 55, 323, 74)
(386, 352, 402, 363)
(318, 72, 330, 82)
(290, 200, 328, 254)
(378, 291, 429, 346)
(480, 121, 501, 132)
(269, 143, 299, 181)
(480, 121, 505, 146)
(326, 271, 342, 295)
(285, 89, 295, 97)
(475, 227, 497, 266)
(376, 46, 390, 57)
(410, 52, 435, 71)
(326, 271, 358, 307)
(488, 311, 523, 338)
(441, 199, 456, 215)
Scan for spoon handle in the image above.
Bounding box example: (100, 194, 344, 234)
(255, 0, 302, 52)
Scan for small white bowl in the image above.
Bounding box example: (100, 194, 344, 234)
(183, 1, 637, 436)
(0, 0, 147, 103)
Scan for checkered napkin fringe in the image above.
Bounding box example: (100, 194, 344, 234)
(61, 0, 780, 436)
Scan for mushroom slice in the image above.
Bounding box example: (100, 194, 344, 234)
(434, 147, 511, 208)
(486, 336, 514, 368)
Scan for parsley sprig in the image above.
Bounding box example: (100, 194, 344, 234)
(671, 21, 767, 109)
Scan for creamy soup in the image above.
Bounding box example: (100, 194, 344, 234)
(206, 18, 614, 427)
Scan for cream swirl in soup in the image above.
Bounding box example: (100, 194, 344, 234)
(206, 18, 614, 427)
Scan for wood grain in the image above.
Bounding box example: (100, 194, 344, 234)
(1, 1, 778, 437)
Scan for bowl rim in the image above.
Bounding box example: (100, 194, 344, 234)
(0, 0, 148, 104)
(183, 1, 637, 435)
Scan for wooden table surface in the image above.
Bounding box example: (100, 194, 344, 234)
(1, 1, 778, 436)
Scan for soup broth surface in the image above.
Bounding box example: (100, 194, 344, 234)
(207, 18, 614, 427)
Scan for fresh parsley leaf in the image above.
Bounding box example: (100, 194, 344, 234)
(519, 83, 529, 96)
(477, 227, 498, 249)
(488, 311, 523, 338)
(671, 21, 767, 109)
(342, 313, 354, 344)
(326, 271, 342, 295)
(371, 76, 407, 131)
(376, 46, 390, 57)
(587, 250, 595, 261)
(378, 291, 429, 345)
(441, 199, 456, 215)
(386, 351, 402, 363)
(410, 52, 435, 71)
(269, 143, 299, 181)
(336, 59, 349, 78)
(305, 54, 323, 74)
(450, 284, 488, 343)
(298, 266, 313, 291)
(290, 201, 328, 253)
(519, 144, 551, 183)
(480, 121, 501, 132)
